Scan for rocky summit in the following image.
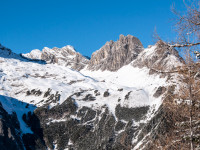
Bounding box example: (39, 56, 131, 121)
(0, 35, 199, 150)
(23, 45, 89, 71)
(87, 35, 144, 71)
(132, 40, 185, 71)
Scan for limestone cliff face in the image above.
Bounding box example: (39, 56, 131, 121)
(87, 35, 144, 71)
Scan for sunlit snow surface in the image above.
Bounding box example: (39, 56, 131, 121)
(0, 57, 165, 107)
(81, 64, 166, 109)
(22, 49, 42, 60)
(0, 46, 169, 136)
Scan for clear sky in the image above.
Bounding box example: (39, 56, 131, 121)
(0, 0, 186, 57)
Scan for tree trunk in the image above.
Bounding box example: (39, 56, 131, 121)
(189, 66, 193, 150)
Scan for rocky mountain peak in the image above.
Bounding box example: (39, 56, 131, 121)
(132, 40, 185, 72)
(23, 45, 89, 71)
(119, 34, 141, 46)
(87, 34, 144, 71)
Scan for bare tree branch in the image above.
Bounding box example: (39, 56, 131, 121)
(170, 42, 200, 48)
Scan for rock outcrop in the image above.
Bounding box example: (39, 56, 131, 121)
(23, 45, 89, 71)
(87, 34, 144, 71)
(133, 40, 185, 71)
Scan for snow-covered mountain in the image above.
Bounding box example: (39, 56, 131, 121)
(132, 40, 184, 71)
(23, 45, 89, 71)
(22, 49, 42, 59)
(0, 35, 198, 150)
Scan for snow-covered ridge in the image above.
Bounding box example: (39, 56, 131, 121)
(0, 40, 184, 117)
(0, 38, 185, 149)
(0, 56, 163, 111)
(0, 40, 183, 113)
(0, 44, 172, 149)
(0, 42, 170, 116)
(22, 45, 89, 71)
(23, 49, 42, 60)
(132, 40, 184, 71)
(23, 45, 76, 59)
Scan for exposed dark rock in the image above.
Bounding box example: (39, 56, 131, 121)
(44, 88, 52, 98)
(125, 91, 132, 100)
(115, 104, 150, 121)
(118, 88, 123, 92)
(132, 104, 176, 149)
(26, 90, 31, 96)
(68, 80, 84, 85)
(82, 94, 96, 101)
(26, 89, 42, 96)
(0, 93, 186, 150)
(22, 133, 46, 150)
(77, 107, 96, 123)
(115, 121, 126, 131)
(103, 90, 110, 97)
(153, 86, 167, 98)
(73, 91, 84, 97)
(94, 90, 100, 96)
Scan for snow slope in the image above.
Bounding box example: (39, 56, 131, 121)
(0, 46, 167, 116)
(0, 57, 158, 111)
(0, 41, 185, 149)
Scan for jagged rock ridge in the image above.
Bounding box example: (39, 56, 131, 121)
(22, 35, 184, 73)
(23, 45, 89, 71)
(87, 34, 144, 71)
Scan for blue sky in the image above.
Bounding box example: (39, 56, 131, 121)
(0, 0, 185, 57)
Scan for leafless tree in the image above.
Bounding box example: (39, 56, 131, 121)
(148, 2, 200, 149)
(152, 26, 161, 43)
(169, 1, 200, 149)
(171, 0, 200, 49)
(178, 54, 196, 150)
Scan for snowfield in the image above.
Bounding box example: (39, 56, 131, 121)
(0, 41, 185, 150)
(0, 50, 168, 137)
(81, 62, 167, 108)
(0, 52, 166, 109)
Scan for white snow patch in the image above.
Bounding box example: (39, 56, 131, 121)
(22, 49, 42, 60)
